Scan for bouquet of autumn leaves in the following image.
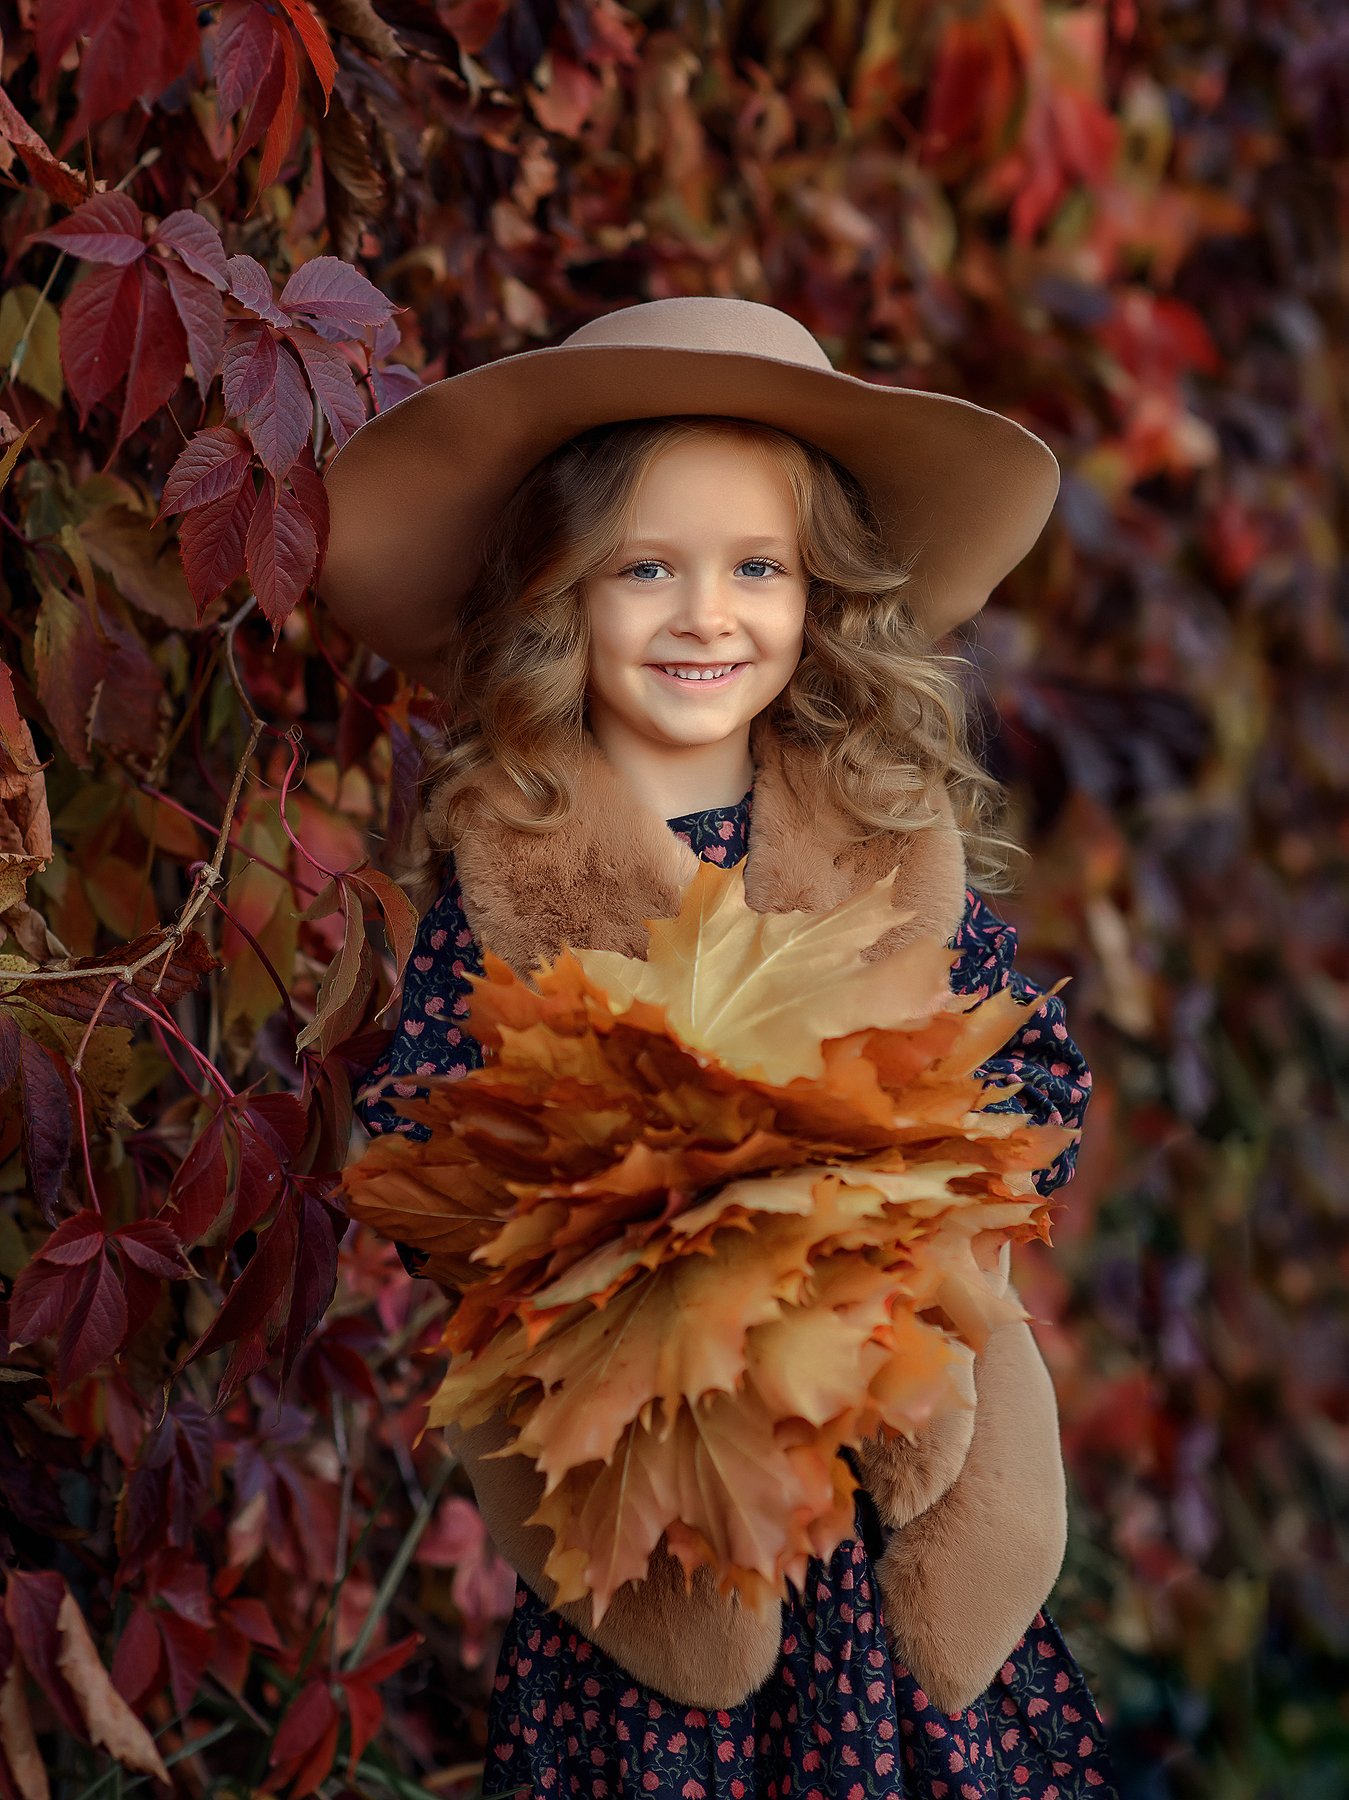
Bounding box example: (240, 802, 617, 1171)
(341, 863, 1077, 1624)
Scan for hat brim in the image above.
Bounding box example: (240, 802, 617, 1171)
(319, 343, 1060, 687)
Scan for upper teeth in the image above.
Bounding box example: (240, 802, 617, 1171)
(659, 664, 738, 680)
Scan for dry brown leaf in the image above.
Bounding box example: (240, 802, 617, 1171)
(0, 1658, 50, 1800)
(54, 1591, 170, 1782)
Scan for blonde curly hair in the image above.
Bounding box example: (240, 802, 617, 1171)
(387, 415, 1026, 915)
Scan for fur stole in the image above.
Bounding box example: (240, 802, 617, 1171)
(417, 716, 1065, 1716)
(422, 712, 969, 977)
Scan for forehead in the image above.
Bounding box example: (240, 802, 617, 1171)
(620, 436, 799, 541)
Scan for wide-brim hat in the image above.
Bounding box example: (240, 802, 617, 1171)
(319, 296, 1060, 689)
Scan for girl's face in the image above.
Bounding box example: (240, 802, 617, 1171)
(582, 434, 808, 760)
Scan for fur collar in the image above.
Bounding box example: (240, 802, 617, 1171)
(423, 714, 968, 978)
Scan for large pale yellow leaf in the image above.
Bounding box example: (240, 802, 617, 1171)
(574, 858, 959, 1082)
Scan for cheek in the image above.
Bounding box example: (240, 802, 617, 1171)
(585, 592, 646, 667)
(758, 592, 808, 660)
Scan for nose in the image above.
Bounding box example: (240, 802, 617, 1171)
(669, 571, 736, 641)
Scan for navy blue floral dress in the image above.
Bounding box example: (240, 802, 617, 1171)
(356, 789, 1119, 1800)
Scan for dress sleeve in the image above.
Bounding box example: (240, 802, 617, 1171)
(354, 852, 486, 1277)
(945, 886, 1091, 1196)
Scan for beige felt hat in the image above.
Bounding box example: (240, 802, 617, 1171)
(319, 296, 1060, 688)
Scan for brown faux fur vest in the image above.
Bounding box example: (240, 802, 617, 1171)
(422, 713, 969, 976)
(419, 715, 1069, 1717)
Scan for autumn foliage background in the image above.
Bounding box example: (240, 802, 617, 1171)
(0, 0, 1345, 1795)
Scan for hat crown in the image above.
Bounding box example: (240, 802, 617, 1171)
(560, 296, 833, 372)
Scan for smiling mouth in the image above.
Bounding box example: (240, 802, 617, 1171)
(648, 662, 749, 685)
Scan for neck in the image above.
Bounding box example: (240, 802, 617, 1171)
(583, 715, 756, 819)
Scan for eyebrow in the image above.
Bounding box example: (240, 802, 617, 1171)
(616, 534, 797, 552)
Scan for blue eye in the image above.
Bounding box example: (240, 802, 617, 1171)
(618, 558, 788, 582)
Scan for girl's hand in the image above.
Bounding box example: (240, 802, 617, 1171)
(851, 1238, 1012, 1530)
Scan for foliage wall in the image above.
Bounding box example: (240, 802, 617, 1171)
(0, 0, 1345, 1795)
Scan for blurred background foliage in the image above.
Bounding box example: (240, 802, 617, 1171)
(0, 0, 1345, 1794)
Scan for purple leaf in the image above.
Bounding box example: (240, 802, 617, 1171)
(151, 209, 229, 289)
(288, 327, 365, 447)
(225, 254, 289, 327)
(222, 322, 279, 417)
(58, 1248, 128, 1386)
(162, 427, 253, 516)
(214, 0, 279, 123)
(245, 473, 318, 628)
(162, 261, 226, 401)
(59, 262, 141, 422)
(179, 479, 258, 614)
(241, 339, 313, 480)
(30, 190, 145, 265)
(279, 256, 395, 340)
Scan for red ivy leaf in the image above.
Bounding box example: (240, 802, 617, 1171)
(161, 426, 253, 516)
(222, 322, 280, 416)
(37, 1211, 106, 1266)
(179, 479, 258, 613)
(165, 1108, 231, 1246)
(345, 1632, 421, 1688)
(115, 1220, 193, 1281)
(0, 1009, 20, 1088)
(287, 326, 365, 447)
(215, 0, 280, 123)
(441, 0, 511, 57)
(280, 256, 396, 340)
(110, 1602, 164, 1708)
(58, 1247, 129, 1386)
(118, 1403, 215, 1568)
(371, 359, 420, 411)
(60, 263, 141, 422)
(9, 1258, 85, 1347)
(36, 0, 199, 144)
(342, 1677, 384, 1772)
(276, 0, 337, 107)
(241, 340, 313, 480)
(150, 209, 229, 289)
(245, 472, 319, 629)
(117, 268, 188, 448)
(190, 1189, 298, 1365)
(157, 1609, 213, 1715)
(17, 1032, 72, 1222)
(26, 927, 220, 1030)
(286, 450, 329, 583)
(226, 255, 290, 328)
(161, 261, 225, 404)
(280, 1188, 342, 1385)
(257, 21, 302, 193)
(30, 191, 145, 264)
(270, 1677, 341, 1794)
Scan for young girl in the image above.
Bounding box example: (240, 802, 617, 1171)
(321, 298, 1120, 1799)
